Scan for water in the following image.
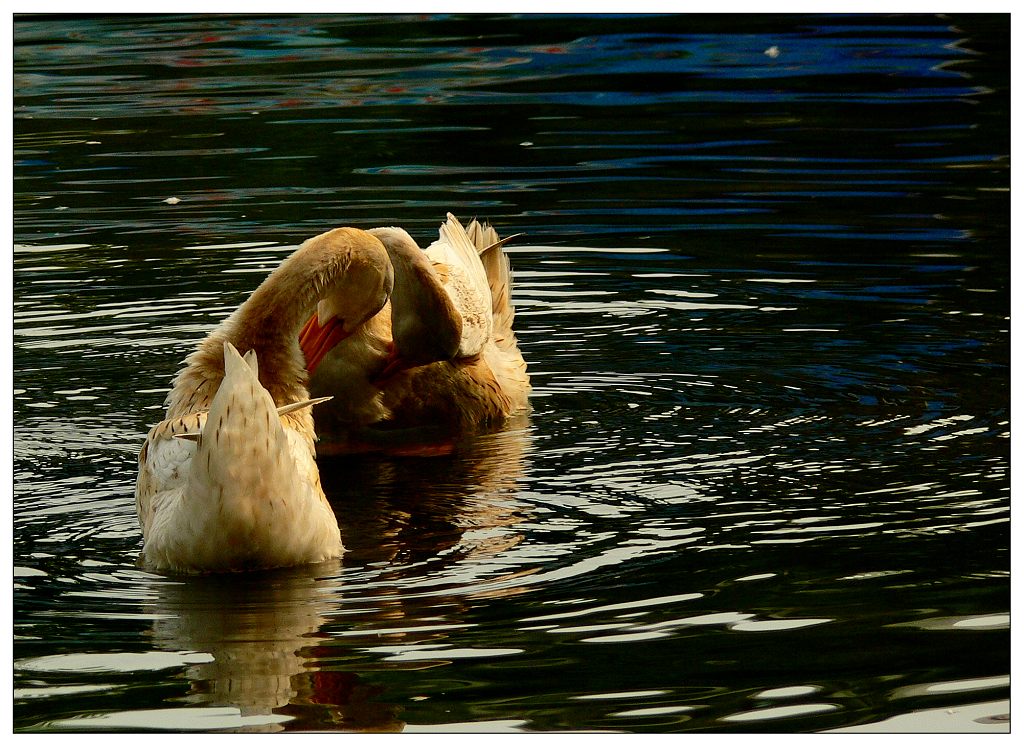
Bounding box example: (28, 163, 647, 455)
(11, 13, 1010, 733)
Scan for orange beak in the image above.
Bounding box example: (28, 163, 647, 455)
(299, 312, 352, 374)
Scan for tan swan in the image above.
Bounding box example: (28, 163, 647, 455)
(299, 214, 530, 454)
(136, 228, 394, 573)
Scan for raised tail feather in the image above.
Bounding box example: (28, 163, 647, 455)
(465, 218, 521, 358)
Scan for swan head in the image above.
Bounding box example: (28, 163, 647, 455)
(299, 228, 394, 373)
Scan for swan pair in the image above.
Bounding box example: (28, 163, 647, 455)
(136, 215, 529, 573)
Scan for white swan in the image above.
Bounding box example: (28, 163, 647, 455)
(136, 228, 394, 572)
(299, 214, 530, 453)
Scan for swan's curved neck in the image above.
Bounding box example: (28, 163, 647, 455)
(368, 227, 462, 365)
(232, 256, 326, 352)
(174, 230, 362, 410)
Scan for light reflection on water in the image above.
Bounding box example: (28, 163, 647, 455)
(13, 12, 1008, 734)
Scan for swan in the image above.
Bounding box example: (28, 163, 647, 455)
(136, 228, 394, 573)
(299, 214, 530, 454)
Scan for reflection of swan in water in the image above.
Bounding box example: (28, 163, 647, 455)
(321, 413, 533, 570)
(143, 421, 533, 732)
(147, 563, 399, 733)
(147, 561, 421, 733)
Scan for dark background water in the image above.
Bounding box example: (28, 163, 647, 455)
(11, 13, 1009, 732)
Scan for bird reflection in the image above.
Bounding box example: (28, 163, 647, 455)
(323, 412, 532, 568)
(143, 417, 532, 732)
(147, 564, 384, 732)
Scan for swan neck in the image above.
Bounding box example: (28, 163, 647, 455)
(193, 236, 351, 407)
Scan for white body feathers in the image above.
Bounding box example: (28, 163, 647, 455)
(137, 343, 342, 573)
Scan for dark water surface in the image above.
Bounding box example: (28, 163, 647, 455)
(12, 14, 1009, 733)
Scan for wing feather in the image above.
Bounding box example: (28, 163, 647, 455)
(424, 214, 494, 357)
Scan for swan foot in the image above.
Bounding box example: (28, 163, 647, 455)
(386, 442, 457, 457)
